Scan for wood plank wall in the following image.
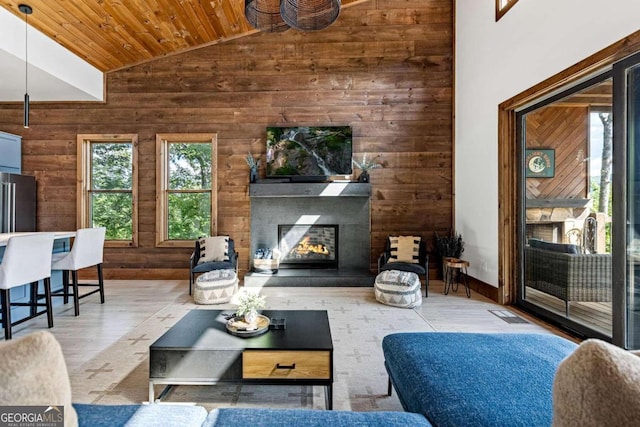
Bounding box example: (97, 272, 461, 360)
(0, 0, 453, 280)
(525, 106, 589, 199)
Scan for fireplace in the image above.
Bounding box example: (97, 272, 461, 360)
(247, 182, 371, 286)
(278, 224, 338, 269)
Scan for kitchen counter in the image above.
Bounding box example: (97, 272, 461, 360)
(0, 231, 76, 246)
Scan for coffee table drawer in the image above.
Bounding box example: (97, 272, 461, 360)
(243, 350, 331, 379)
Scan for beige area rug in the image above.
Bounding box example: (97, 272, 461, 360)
(69, 287, 435, 412)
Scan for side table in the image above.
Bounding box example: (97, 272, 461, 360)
(443, 257, 471, 298)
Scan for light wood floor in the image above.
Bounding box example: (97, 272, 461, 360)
(3, 279, 572, 372)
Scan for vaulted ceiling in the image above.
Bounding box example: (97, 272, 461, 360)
(0, 0, 364, 73)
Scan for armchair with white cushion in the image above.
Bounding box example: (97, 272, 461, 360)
(189, 236, 238, 295)
(378, 235, 429, 297)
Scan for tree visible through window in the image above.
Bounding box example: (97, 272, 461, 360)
(77, 134, 139, 247)
(156, 134, 217, 247)
(168, 143, 212, 239)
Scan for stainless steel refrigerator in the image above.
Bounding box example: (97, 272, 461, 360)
(0, 173, 36, 233)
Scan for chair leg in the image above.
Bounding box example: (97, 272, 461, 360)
(71, 270, 80, 316)
(387, 377, 392, 396)
(62, 270, 70, 304)
(424, 274, 429, 298)
(97, 264, 105, 304)
(29, 282, 38, 316)
(1, 289, 11, 340)
(44, 278, 54, 329)
(189, 273, 193, 295)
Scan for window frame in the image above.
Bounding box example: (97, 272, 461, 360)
(155, 133, 218, 248)
(496, 0, 519, 21)
(77, 134, 139, 248)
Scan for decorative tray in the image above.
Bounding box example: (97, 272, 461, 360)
(226, 314, 270, 338)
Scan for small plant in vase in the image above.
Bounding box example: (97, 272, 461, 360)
(235, 292, 266, 326)
(434, 230, 465, 278)
(245, 152, 260, 183)
(352, 153, 382, 183)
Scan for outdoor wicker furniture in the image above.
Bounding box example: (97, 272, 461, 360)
(525, 241, 611, 316)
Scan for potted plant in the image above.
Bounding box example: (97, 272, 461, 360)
(245, 152, 260, 183)
(434, 230, 464, 278)
(352, 153, 382, 183)
(235, 292, 266, 326)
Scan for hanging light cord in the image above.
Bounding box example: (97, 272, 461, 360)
(24, 10, 28, 97)
(19, 4, 32, 128)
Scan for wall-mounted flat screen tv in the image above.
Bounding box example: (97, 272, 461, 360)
(266, 126, 353, 179)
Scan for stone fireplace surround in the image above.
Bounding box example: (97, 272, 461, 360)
(245, 182, 373, 287)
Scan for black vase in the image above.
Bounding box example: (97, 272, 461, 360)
(358, 171, 370, 183)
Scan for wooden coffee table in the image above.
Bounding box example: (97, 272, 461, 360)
(149, 309, 334, 409)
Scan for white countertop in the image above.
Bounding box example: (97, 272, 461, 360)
(0, 231, 76, 247)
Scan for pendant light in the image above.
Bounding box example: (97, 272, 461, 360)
(19, 4, 32, 128)
(245, 0, 290, 33)
(280, 0, 341, 32)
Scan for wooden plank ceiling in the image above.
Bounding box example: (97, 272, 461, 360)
(0, 0, 363, 72)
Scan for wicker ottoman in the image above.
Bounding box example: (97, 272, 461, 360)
(193, 269, 238, 305)
(374, 270, 422, 308)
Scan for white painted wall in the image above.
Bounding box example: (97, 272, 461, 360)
(0, 7, 103, 102)
(456, 0, 640, 286)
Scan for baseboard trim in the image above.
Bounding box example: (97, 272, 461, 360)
(466, 275, 499, 303)
(78, 268, 188, 280)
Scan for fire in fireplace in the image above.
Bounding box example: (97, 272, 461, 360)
(278, 224, 338, 269)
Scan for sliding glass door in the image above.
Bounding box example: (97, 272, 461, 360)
(516, 51, 640, 348)
(617, 52, 640, 348)
(517, 74, 614, 340)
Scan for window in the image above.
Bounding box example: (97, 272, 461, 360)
(156, 134, 217, 247)
(77, 134, 139, 247)
(496, 0, 519, 21)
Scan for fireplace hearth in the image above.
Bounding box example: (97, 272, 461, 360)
(278, 224, 338, 269)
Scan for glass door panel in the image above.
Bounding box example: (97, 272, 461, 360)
(520, 77, 613, 339)
(625, 64, 640, 349)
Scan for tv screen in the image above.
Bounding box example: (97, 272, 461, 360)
(266, 126, 353, 178)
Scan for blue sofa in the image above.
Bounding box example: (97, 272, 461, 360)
(0, 330, 432, 427)
(4, 329, 590, 427)
(382, 332, 578, 427)
(74, 332, 580, 427)
(73, 404, 432, 427)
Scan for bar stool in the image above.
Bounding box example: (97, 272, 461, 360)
(51, 227, 106, 316)
(0, 233, 56, 340)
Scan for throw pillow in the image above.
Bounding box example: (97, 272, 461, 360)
(198, 236, 230, 264)
(0, 331, 78, 427)
(388, 235, 420, 264)
(552, 339, 640, 427)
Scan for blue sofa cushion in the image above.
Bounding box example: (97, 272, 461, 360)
(73, 403, 207, 427)
(528, 238, 580, 254)
(204, 408, 433, 427)
(382, 333, 578, 427)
